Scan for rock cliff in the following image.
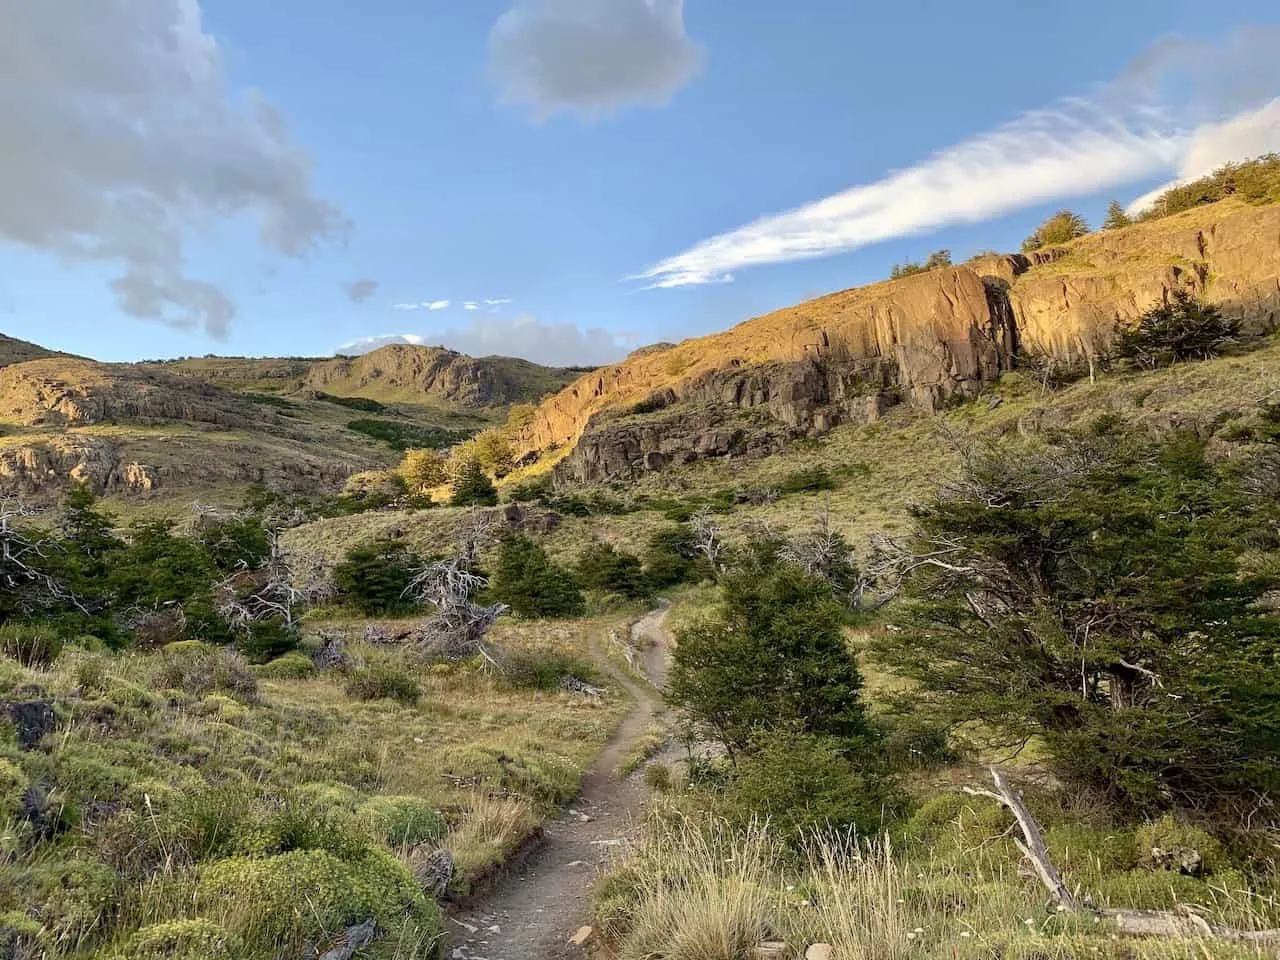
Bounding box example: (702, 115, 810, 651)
(523, 199, 1280, 483)
(302, 345, 584, 408)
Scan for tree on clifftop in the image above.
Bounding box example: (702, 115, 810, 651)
(1022, 210, 1089, 251)
(1102, 200, 1132, 230)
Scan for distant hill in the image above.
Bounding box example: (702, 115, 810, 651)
(0, 341, 590, 507)
(149, 345, 588, 410)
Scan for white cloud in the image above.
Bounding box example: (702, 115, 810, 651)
(483, 298, 513, 306)
(635, 28, 1280, 289)
(489, 0, 701, 120)
(464, 301, 481, 311)
(0, 0, 346, 336)
(391, 299, 452, 311)
(336, 315, 634, 366)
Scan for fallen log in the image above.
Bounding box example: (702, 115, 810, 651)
(964, 767, 1280, 946)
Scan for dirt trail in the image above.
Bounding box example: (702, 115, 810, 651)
(448, 603, 672, 960)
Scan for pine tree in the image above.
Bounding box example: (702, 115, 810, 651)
(449, 456, 498, 507)
(1102, 199, 1132, 230)
(488, 534, 584, 618)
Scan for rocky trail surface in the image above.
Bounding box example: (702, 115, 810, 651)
(448, 604, 672, 960)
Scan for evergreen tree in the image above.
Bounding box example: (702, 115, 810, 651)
(575, 542, 649, 599)
(488, 534, 584, 619)
(667, 562, 871, 757)
(1102, 199, 1132, 230)
(332, 541, 421, 616)
(1112, 290, 1241, 368)
(872, 426, 1280, 810)
(449, 456, 499, 507)
(1022, 210, 1090, 251)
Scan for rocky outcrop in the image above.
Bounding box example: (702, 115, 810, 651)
(0, 358, 268, 428)
(521, 200, 1280, 483)
(304, 344, 582, 408)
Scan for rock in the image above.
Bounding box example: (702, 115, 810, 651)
(313, 634, 349, 671)
(752, 941, 788, 960)
(2, 697, 56, 750)
(806, 943, 834, 960)
(1148, 845, 1205, 877)
(411, 848, 455, 898)
(568, 926, 593, 947)
(318, 918, 377, 960)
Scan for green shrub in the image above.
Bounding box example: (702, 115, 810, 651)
(1112, 290, 1242, 368)
(0, 758, 25, 819)
(718, 729, 901, 844)
(1022, 209, 1089, 251)
(347, 418, 471, 452)
(15, 858, 119, 947)
(0, 623, 64, 668)
(1133, 815, 1225, 874)
(575, 543, 650, 600)
(488, 534, 584, 619)
(503, 651, 601, 691)
(776, 466, 840, 495)
(345, 665, 421, 706)
(642, 763, 672, 792)
(1142, 154, 1280, 220)
(196, 848, 442, 955)
(110, 919, 243, 960)
(74, 654, 110, 693)
(255, 651, 316, 680)
(642, 525, 705, 588)
(0, 912, 45, 960)
(318, 393, 388, 412)
(358, 796, 447, 847)
(235, 799, 372, 861)
(449, 456, 499, 507)
(333, 541, 421, 615)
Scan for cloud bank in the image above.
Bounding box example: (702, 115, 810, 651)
(636, 29, 1280, 289)
(0, 0, 346, 336)
(337, 315, 633, 366)
(343, 279, 379, 304)
(392, 299, 451, 311)
(490, 0, 701, 120)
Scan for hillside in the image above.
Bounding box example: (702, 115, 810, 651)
(151, 344, 587, 410)
(513, 198, 1280, 482)
(0, 333, 65, 368)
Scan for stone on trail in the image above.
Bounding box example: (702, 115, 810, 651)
(569, 926, 593, 947)
(806, 943, 835, 960)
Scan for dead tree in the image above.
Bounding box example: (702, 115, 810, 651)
(965, 767, 1280, 945)
(405, 512, 507, 668)
(214, 530, 303, 637)
(777, 502, 862, 606)
(690, 508, 726, 575)
(0, 499, 83, 613)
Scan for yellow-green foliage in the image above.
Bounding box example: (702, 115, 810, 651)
(358, 795, 447, 847)
(107, 919, 243, 960)
(1133, 814, 1225, 873)
(0, 758, 24, 818)
(196, 848, 441, 956)
(254, 651, 316, 680)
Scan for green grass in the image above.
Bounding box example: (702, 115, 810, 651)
(0, 614, 634, 958)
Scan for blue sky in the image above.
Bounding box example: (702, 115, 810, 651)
(2, 1, 1279, 366)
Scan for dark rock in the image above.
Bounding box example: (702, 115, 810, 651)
(412, 848, 455, 899)
(2, 698, 56, 750)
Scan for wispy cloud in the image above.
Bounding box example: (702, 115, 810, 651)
(635, 28, 1280, 290)
(391, 299, 451, 311)
(490, 0, 701, 121)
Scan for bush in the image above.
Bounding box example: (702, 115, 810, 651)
(1022, 209, 1089, 251)
(1141, 154, 1280, 220)
(449, 456, 499, 507)
(575, 542, 650, 600)
(642, 525, 705, 589)
(488, 535, 584, 619)
(719, 729, 901, 843)
(150, 644, 259, 703)
(195, 515, 270, 573)
(0, 623, 64, 668)
(503, 651, 601, 691)
(667, 564, 871, 754)
(776, 466, 840, 495)
(347, 419, 471, 452)
(890, 248, 952, 280)
(1133, 815, 1225, 874)
(345, 665, 421, 706)
(110, 919, 242, 960)
(255, 651, 316, 680)
(332, 541, 421, 615)
(358, 796, 447, 847)
(504, 475, 553, 504)
(1112, 290, 1241, 368)
(397, 447, 448, 495)
(643, 763, 672, 792)
(195, 848, 442, 956)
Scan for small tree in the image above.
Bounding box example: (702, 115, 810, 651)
(398, 448, 448, 496)
(870, 427, 1280, 811)
(332, 541, 421, 615)
(1112, 290, 1240, 369)
(488, 534, 584, 619)
(1102, 200, 1132, 230)
(1022, 210, 1089, 251)
(449, 457, 498, 507)
(642, 525, 706, 588)
(667, 562, 871, 757)
(473, 429, 515, 478)
(575, 542, 649, 600)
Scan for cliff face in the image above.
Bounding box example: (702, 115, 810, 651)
(303, 345, 583, 408)
(526, 200, 1280, 483)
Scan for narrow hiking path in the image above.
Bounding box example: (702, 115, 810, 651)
(449, 603, 672, 960)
